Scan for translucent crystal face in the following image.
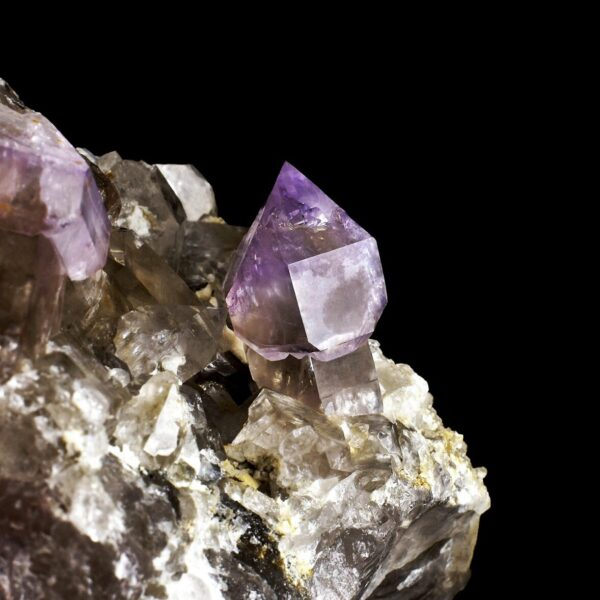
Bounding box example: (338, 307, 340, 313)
(0, 103, 109, 281)
(225, 162, 387, 361)
(247, 342, 382, 416)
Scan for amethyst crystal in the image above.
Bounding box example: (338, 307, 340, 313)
(0, 86, 109, 281)
(0, 80, 109, 370)
(225, 162, 387, 361)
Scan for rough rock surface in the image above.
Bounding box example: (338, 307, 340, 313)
(0, 82, 489, 599)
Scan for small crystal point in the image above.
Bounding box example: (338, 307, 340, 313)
(114, 305, 219, 384)
(225, 162, 387, 361)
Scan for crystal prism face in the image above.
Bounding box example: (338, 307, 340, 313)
(115, 305, 219, 384)
(0, 103, 109, 281)
(247, 342, 382, 415)
(101, 158, 179, 263)
(225, 162, 387, 361)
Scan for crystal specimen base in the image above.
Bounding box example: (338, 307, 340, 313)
(0, 80, 489, 599)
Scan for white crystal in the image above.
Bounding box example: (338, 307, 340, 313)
(143, 383, 187, 457)
(156, 164, 216, 221)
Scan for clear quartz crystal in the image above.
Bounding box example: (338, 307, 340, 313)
(247, 342, 382, 415)
(114, 305, 219, 384)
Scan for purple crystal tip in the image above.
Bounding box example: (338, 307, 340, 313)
(0, 101, 109, 281)
(225, 162, 387, 361)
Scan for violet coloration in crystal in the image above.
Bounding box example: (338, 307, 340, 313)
(0, 78, 110, 369)
(225, 162, 387, 362)
(0, 81, 109, 281)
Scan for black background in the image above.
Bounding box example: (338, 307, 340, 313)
(4, 52, 529, 598)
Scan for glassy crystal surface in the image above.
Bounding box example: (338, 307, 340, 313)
(156, 164, 216, 222)
(248, 341, 382, 415)
(115, 305, 219, 384)
(0, 79, 25, 111)
(0, 232, 65, 376)
(110, 229, 200, 307)
(225, 162, 387, 361)
(0, 84, 109, 281)
(99, 156, 179, 262)
(61, 269, 129, 357)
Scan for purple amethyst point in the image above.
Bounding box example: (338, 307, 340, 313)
(225, 162, 387, 361)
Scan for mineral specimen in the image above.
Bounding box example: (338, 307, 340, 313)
(225, 162, 387, 416)
(225, 162, 387, 362)
(0, 82, 489, 599)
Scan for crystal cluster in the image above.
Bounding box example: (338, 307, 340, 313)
(0, 81, 489, 599)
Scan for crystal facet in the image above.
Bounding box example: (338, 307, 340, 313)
(0, 81, 109, 368)
(0, 83, 109, 281)
(99, 156, 179, 262)
(225, 162, 387, 361)
(115, 304, 219, 384)
(0, 232, 65, 376)
(156, 164, 216, 222)
(247, 341, 382, 415)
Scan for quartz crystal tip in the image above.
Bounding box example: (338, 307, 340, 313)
(225, 161, 387, 361)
